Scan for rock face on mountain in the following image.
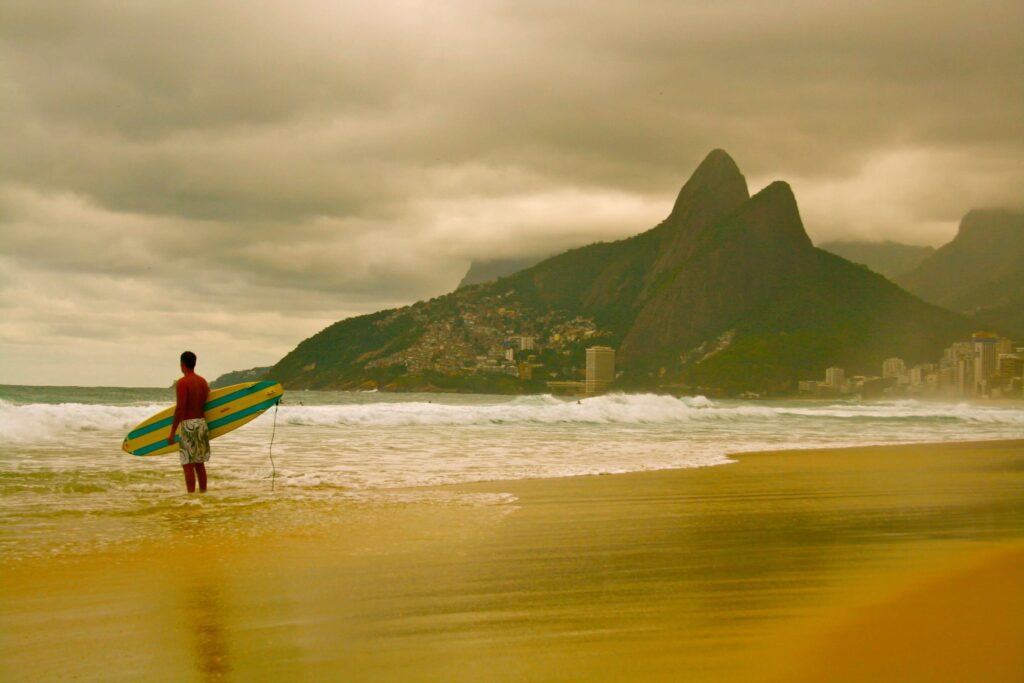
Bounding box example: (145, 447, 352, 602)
(819, 240, 935, 279)
(269, 150, 974, 394)
(458, 256, 551, 289)
(620, 179, 813, 370)
(897, 209, 1024, 313)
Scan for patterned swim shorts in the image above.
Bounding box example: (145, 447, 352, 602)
(178, 417, 211, 465)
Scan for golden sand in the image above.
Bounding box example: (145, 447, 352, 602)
(2, 439, 1023, 681)
(761, 542, 1024, 683)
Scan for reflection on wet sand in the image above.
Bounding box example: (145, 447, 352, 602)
(182, 574, 231, 682)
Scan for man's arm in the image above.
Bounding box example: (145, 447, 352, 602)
(169, 380, 184, 445)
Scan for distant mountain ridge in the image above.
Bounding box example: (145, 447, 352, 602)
(268, 150, 974, 395)
(819, 240, 935, 279)
(458, 256, 550, 289)
(211, 366, 272, 389)
(897, 209, 1024, 313)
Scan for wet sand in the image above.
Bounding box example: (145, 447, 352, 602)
(2, 439, 1023, 682)
(764, 542, 1024, 682)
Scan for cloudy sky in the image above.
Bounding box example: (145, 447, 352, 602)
(1, 0, 1022, 386)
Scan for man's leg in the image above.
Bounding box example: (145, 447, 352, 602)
(194, 463, 207, 493)
(182, 463, 197, 493)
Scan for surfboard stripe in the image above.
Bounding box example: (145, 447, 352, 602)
(133, 434, 181, 456)
(204, 381, 277, 411)
(126, 416, 174, 441)
(207, 395, 281, 431)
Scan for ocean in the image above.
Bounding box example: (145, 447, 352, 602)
(2, 384, 1022, 562)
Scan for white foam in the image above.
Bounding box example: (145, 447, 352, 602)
(278, 393, 738, 428)
(769, 400, 1024, 423)
(0, 399, 160, 444)
(2, 394, 1022, 446)
(276, 393, 1024, 428)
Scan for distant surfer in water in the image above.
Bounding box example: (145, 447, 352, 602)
(169, 351, 211, 493)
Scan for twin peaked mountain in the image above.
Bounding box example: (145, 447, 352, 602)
(269, 150, 972, 394)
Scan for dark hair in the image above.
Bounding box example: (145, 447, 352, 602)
(180, 351, 197, 370)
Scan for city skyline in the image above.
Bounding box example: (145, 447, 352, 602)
(800, 331, 1024, 398)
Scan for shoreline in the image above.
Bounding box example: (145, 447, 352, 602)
(3, 438, 1024, 681)
(726, 434, 1024, 459)
(3, 436, 1023, 568)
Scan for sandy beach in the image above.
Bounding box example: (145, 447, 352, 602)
(2, 439, 1023, 682)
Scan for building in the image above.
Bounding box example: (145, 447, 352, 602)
(798, 380, 818, 395)
(973, 332, 999, 395)
(956, 356, 974, 395)
(882, 358, 905, 380)
(944, 342, 973, 366)
(824, 367, 845, 390)
(585, 346, 615, 394)
(937, 365, 955, 393)
(517, 362, 536, 380)
(998, 353, 1023, 390)
(941, 341, 974, 396)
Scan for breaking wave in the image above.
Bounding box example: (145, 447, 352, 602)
(280, 393, 1024, 428)
(3, 393, 1021, 445)
(0, 399, 160, 444)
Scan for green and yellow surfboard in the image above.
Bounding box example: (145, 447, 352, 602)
(122, 381, 284, 456)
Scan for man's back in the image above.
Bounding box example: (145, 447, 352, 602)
(175, 372, 209, 421)
(173, 351, 212, 494)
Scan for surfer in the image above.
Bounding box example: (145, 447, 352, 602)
(169, 351, 211, 493)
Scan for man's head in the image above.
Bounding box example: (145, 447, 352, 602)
(180, 351, 197, 371)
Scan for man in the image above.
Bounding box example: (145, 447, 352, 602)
(169, 350, 211, 493)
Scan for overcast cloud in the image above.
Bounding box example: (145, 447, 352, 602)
(1, 0, 1021, 386)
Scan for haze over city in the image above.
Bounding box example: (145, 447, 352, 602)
(1, 0, 1022, 385)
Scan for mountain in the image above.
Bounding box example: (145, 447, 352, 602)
(458, 256, 550, 289)
(268, 150, 974, 395)
(819, 240, 935, 279)
(210, 366, 272, 389)
(897, 209, 1024, 310)
(973, 297, 1024, 339)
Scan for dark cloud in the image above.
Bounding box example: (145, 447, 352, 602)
(0, 0, 1021, 384)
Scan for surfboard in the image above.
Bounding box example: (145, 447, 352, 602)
(122, 381, 284, 456)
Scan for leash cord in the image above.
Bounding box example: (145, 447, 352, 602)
(268, 400, 279, 491)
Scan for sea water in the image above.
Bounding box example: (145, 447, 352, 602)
(1, 385, 1022, 561)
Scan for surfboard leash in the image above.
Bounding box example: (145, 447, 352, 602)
(268, 399, 280, 491)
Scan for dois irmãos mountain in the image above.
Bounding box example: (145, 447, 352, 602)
(269, 150, 974, 394)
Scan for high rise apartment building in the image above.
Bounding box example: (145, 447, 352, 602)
(973, 332, 999, 394)
(585, 346, 615, 394)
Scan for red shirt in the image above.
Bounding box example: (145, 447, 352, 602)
(171, 371, 210, 436)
